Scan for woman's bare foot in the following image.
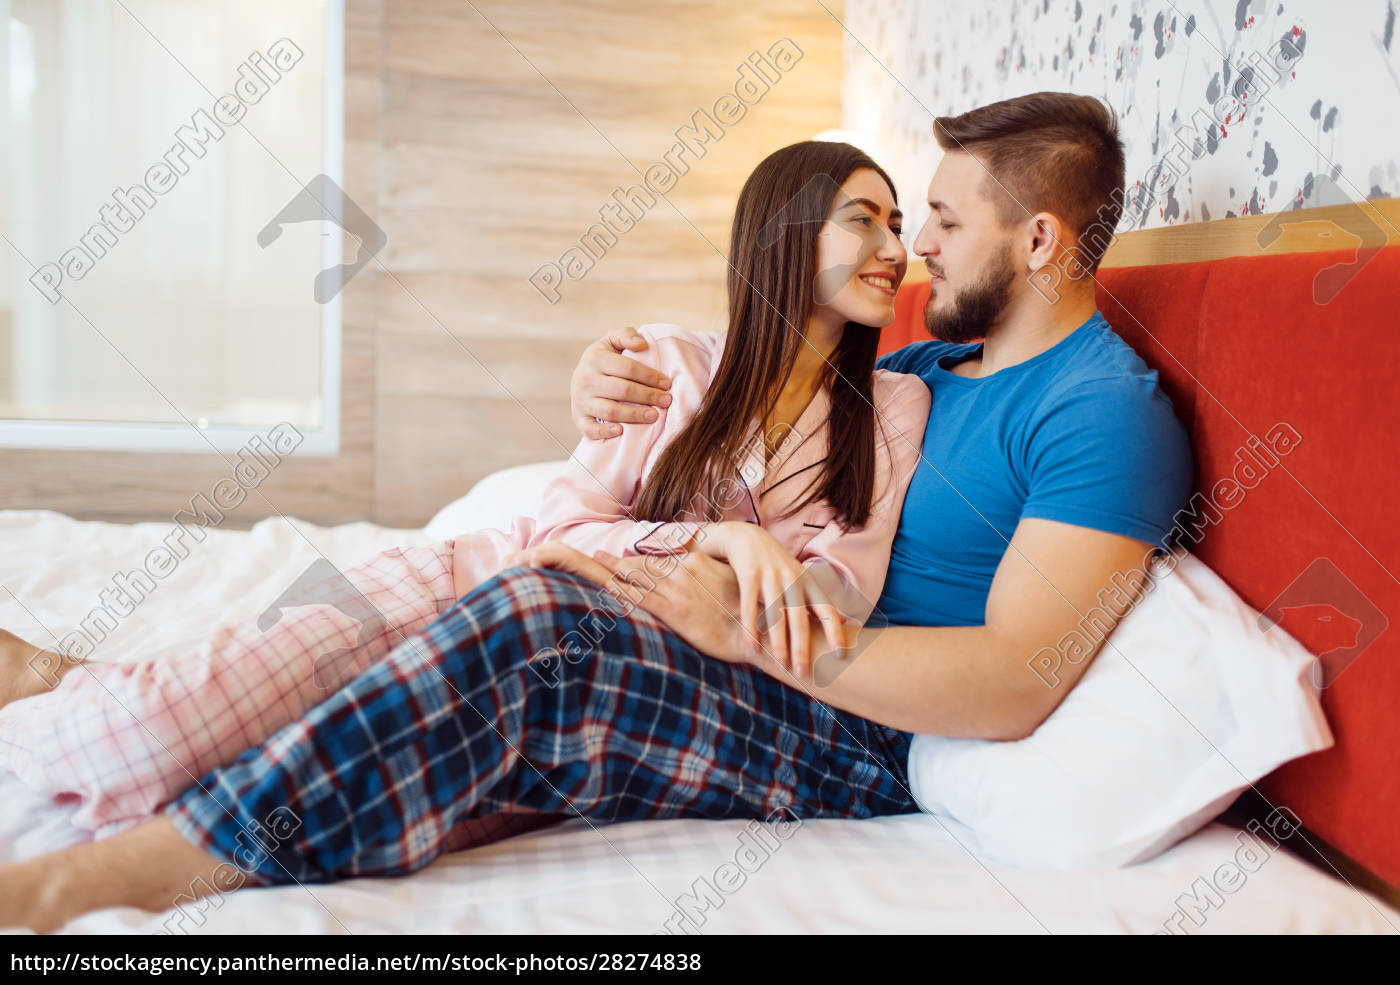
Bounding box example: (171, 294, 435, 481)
(0, 628, 73, 709)
(0, 817, 239, 933)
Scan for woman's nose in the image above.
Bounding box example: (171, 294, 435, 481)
(878, 228, 907, 262)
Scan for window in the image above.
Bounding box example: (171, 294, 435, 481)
(0, 0, 343, 452)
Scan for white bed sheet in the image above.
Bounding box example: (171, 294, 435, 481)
(1, 509, 1396, 935)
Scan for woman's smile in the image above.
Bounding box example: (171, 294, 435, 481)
(858, 270, 898, 295)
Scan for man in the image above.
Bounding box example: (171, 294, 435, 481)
(0, 92, 1190, 932)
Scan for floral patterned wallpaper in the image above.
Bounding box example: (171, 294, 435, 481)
(840, 0, 1400, 236)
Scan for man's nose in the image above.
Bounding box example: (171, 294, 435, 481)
(912, 220, 939, 258)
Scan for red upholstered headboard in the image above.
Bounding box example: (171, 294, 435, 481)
(882, 248, 1400, 888)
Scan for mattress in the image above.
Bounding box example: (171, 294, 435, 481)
(1, 507, 1396, 934)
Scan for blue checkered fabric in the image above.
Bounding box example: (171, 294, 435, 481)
(166, 568, 917, 884)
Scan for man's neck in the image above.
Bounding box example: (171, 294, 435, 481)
(961, 295, 1098, 378)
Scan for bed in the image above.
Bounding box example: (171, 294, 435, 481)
(0, 507, 1395, 934)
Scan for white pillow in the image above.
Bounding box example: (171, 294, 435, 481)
(907, 550, 1334, 868)
(423, 460, 569, 539)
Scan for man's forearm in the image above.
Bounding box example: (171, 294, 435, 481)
(746, 621, 1055, 741)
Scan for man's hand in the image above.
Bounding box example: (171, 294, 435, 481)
(507, 544, 756, 665)
(570, 328, 674, 440)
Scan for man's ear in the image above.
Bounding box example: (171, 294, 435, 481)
(1025, 211, 1071, 274)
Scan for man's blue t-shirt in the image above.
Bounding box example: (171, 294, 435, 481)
(873, 310, 1193, 627)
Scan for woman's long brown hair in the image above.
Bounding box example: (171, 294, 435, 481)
(634, 141, 897, 529)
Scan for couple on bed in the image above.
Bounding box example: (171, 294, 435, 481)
(0, 91, 1191, 932)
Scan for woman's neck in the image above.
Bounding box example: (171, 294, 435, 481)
(786, 315, 844, 395)
(760, 316, 843, 458)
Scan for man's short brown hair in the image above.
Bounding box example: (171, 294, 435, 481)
(933, 92, 1126, 271)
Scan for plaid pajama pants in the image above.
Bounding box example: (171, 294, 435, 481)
(164, 568, 918, 885)
(0, 541, 460, 835)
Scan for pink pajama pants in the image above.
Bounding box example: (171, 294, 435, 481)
(0, 541, 460, 837)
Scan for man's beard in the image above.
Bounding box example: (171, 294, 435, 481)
(923, 245, 1017, 344)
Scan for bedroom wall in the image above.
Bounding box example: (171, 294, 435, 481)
(839, 0, 1400, 241)
(0, 0, 844, 526)
(352, 0, 845, 526)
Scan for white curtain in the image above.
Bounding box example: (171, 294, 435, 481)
(1, 0, 328, 429)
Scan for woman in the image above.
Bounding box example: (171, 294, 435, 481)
(0, 141, 929, 840)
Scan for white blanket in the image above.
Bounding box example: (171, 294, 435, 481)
(1, 508, 1396, 934)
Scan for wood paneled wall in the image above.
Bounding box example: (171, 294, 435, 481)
(359, 0, 845, 526)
